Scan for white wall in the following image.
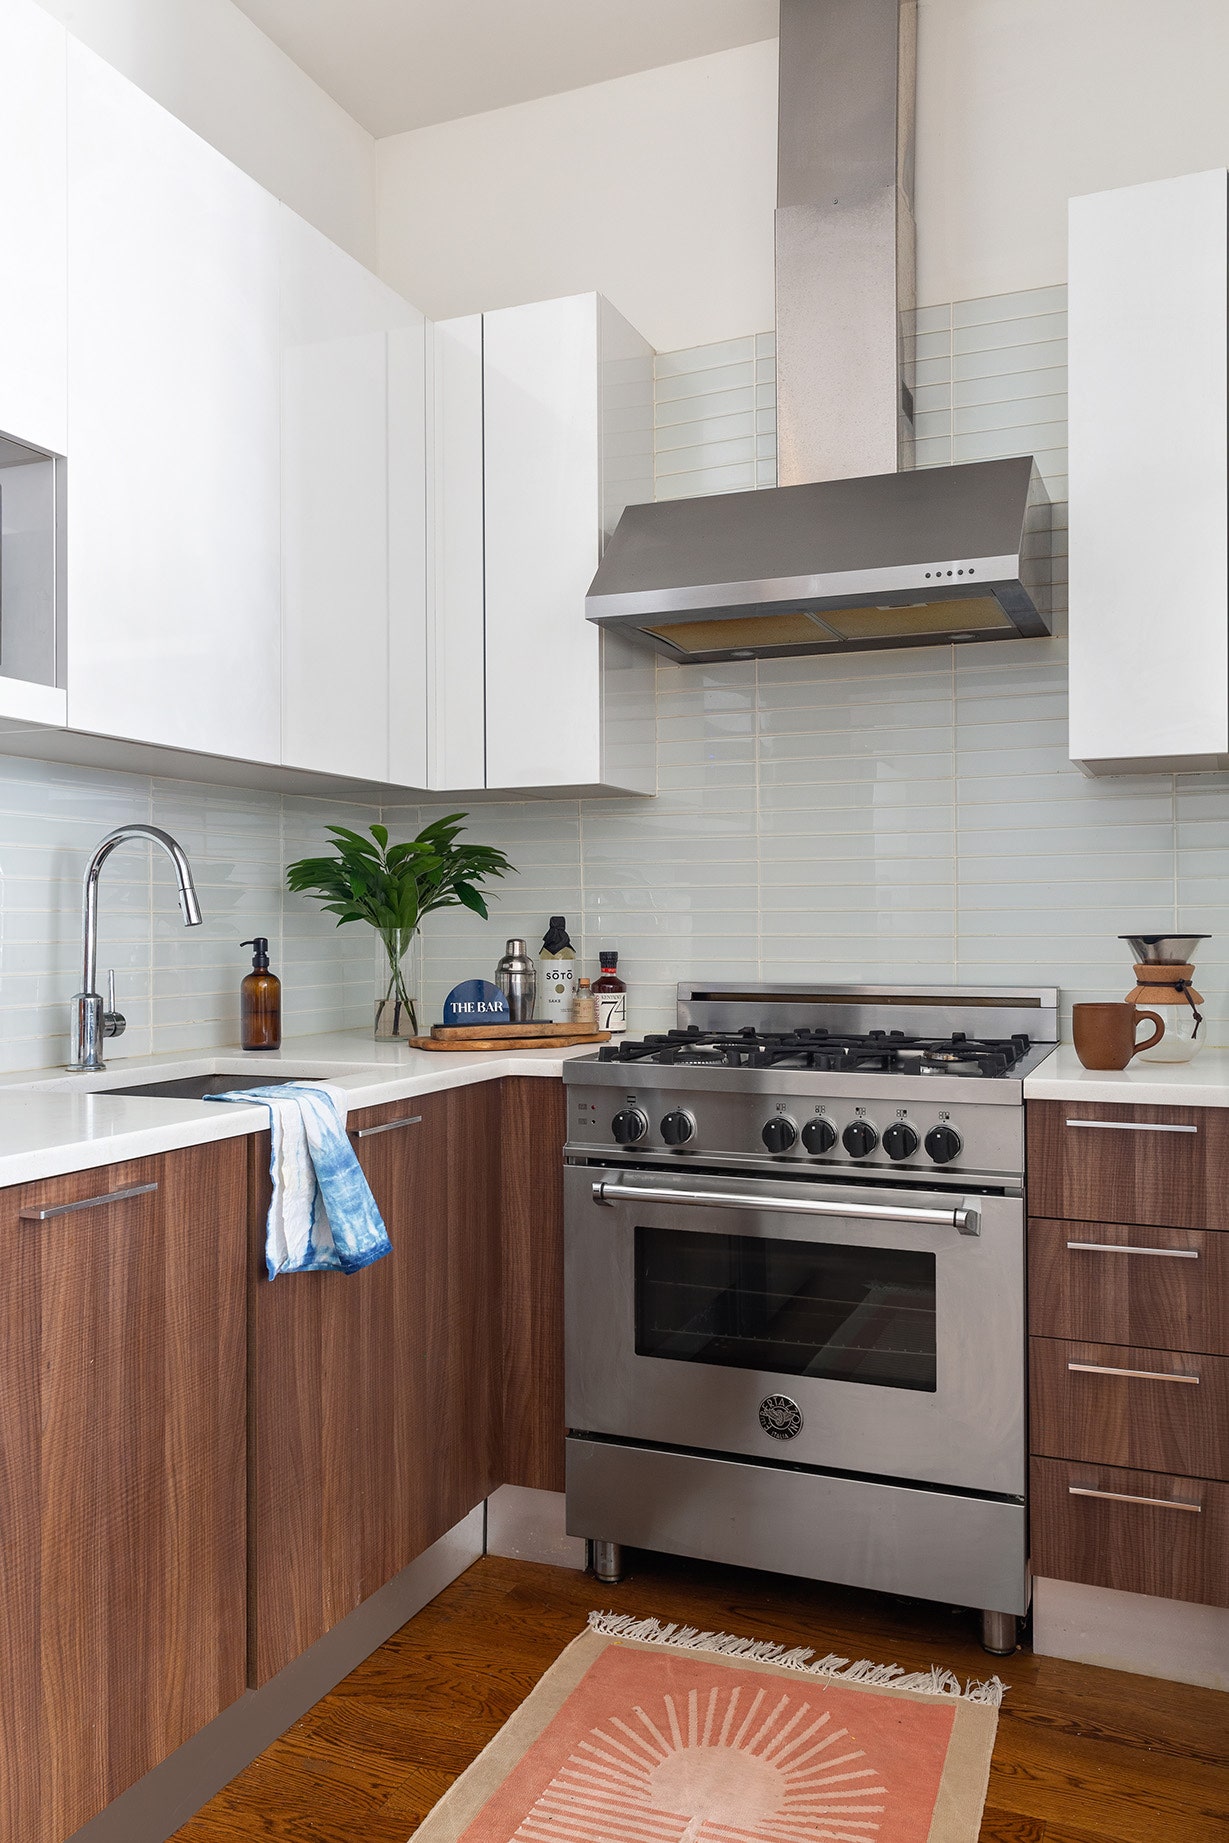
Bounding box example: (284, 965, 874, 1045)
(915, 0, 1229, 305)
(378, 1, 1229, 346)
(376, 42, 778, 353)
(38, 0, 377, 264)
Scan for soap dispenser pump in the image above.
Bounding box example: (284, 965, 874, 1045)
(240, 937, 281, 1050)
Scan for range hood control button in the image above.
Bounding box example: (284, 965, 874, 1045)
(882, 1121, 919, 1161)
(762, 1116, 798, 1154)
(661, 1109, 696, 1147)
(925, 1124, 963, 1165)
(801, 1117, 837, 1155)
(611, 1108, 648, 1146)
(842, 1120, 879, 1159)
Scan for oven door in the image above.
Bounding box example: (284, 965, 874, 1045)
(565, 1164, 1024, 1496)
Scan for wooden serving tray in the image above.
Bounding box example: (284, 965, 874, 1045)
(429, 1020, 607, 1040)
(408, 1030, 610, 1052)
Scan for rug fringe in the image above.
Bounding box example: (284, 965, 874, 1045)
(587, 1610, 1007, 1708)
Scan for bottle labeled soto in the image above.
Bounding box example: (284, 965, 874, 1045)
(594, 948, 627, 1034)
(538, 916, 576, 1023)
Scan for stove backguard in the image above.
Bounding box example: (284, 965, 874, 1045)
(675, 981, 1058, 1047)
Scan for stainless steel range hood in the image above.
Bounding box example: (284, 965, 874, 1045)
(586, 0, 1052, 664)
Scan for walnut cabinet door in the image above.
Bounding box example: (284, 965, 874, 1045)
(0, 1141, 248, 1843)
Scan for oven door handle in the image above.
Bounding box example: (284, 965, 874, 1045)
(590, 1179, 980, 1236)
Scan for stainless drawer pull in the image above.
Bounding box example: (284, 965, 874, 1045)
(1064, 1118, 1198, 1134)
(592, 1180, 979, 1235)
(1068, 1360, 1200, 1385)
(1069, 1485, 1201, 1513)
(19, 1180, 158, 1222)
(1067, 1240, 1199, 1260)
(351, 1114, 423, 1139)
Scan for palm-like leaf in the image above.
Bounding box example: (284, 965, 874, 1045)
(285, 816, 515, 1026)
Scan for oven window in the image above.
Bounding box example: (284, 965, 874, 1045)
(635, 1225, 937, 1391)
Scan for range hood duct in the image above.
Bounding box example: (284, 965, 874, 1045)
(586, 0, 1052, 664)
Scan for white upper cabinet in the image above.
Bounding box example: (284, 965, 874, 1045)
(65, 42, 282, 763)
(481, 294, 655, 795)
(0, 0, 67, 457)
(278, 208, 426, 785)
(425, 316, 486, 792)
(1069, 169, 1229, 773)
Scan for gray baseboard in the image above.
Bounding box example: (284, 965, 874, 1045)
(67, 1506, 484, 1843)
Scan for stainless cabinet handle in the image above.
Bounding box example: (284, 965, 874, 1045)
(1067, 1360, 1199, 1385)
(20, 1180, 158, 1222)
(1066, 1240, 1199, 1259)
(592, 1180, 979, 1235)
(1068, 1485, 1201, 1513)
(1064, 1118, 1197, 1134)
(351, 1114, 423, 1139)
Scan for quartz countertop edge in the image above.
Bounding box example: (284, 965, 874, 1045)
(1024, 1044, 1229, 1107)
(0, 1030, 595, 1189)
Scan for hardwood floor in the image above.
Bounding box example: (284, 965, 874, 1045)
(173, 1551, 1229, 1843)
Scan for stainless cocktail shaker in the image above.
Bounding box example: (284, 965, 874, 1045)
(495, 938, 537, 1022)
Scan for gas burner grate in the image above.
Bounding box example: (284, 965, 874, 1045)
(598, 1024, 1034, 1076)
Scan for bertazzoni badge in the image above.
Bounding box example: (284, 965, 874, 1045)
(758, 1394, 803, 1440)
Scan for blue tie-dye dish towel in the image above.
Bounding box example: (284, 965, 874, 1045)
(206, 1081, 392, 1278)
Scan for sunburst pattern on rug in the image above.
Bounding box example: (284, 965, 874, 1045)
(510, 1681, 887, 1843)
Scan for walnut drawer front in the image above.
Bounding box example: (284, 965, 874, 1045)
(1028, 1217, 1229, 1353)
(1031, 1457, 1229, 1607)
(1026, 1100, 1229, 1230)
(1030, 1336, 1229, 1480)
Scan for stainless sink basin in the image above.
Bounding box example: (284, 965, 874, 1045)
(105, 1074, 325, 1101)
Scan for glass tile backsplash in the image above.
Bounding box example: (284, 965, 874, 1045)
(1, 284, 1224, 1063)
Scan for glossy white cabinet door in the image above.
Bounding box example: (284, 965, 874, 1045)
(279, 207, 425, 785)
(1069, 170, 1229, 771)
(482, 295, 654, 794)
(0, 0, 67, 456)
(388, 317, 428, 789)
(426, 316, 485, 791)
(66, 43, 281, 762)
(483, 297, 604, 790)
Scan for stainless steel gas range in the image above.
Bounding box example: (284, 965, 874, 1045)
(562, 982, 1058, 1655)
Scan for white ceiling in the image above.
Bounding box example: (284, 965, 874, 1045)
(230, 0, 780, 138)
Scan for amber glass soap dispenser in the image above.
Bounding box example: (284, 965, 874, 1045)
(240, 937, 281, 1050)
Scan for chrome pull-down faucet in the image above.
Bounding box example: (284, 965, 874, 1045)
(68, 824, 203, 1072)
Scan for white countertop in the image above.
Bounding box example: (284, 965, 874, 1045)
(0, 1030, 594, 1189)
(1025, 1044, 1229, 1107)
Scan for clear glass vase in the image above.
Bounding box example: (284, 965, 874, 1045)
(374, 934, 418, 1040)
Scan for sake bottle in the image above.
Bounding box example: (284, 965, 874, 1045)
(538, 916, 576, 1024)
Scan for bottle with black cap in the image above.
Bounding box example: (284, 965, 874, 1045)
(240, 937, 281, 1050)
(538, 916, 576, 1023)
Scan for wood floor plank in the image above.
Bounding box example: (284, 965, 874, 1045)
(173, 1552, 1229, 1843)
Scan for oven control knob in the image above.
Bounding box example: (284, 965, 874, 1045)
(801, 1116, 837, 1155)
(611, 1107, 648, 1146)
(660, 1108, 696, 1147)
(925, 1123, 963, 1165)
(762, 1116, 798, 1154)
(842, 1119, 879, 1159)
(883, 1121, 920, 1161)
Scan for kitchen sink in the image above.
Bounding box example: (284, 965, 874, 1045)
(105, 1073, 325, 1101)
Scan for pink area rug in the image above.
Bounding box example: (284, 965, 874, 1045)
(411, 1612, 1005, 1843)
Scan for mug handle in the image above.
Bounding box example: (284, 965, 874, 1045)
(1131, 1009, 1166, 1056)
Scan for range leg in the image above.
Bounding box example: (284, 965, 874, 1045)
(980, 1609, 1017, 1656)
(592, 1540, 624, 1584)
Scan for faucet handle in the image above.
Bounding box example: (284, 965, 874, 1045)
(104, 969, 126, 1040)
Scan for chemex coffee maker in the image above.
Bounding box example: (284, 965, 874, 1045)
(1119, 934, 1210, 1062)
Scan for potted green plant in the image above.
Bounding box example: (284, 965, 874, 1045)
(286, 814, 514, 1039)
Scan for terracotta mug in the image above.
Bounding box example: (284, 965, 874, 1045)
(1072, 1001, 1165, 1070)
